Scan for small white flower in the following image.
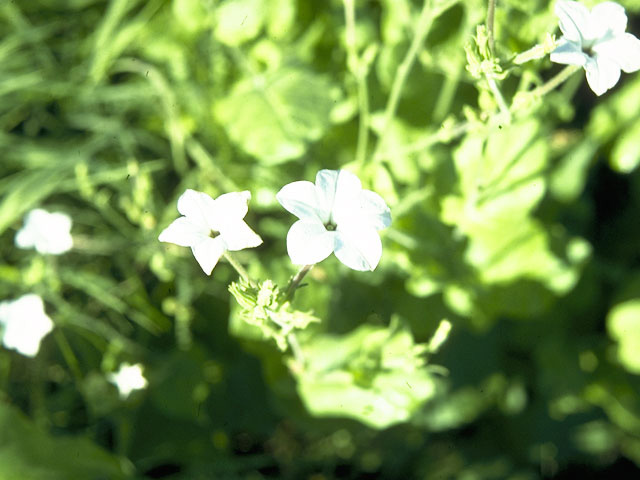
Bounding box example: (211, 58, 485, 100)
(550, 0, 640, 95)
(159, 189, 263, 275)
(277, 169, 391, 271)
(0, 294, 54, 357)
(108, 363, 148, 398)
(15, 209, 73, 255)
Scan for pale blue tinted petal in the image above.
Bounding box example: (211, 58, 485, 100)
(220, 220, 263, 251)
(591, 2, 627, 37)
(586, 55, 621, 95)
(330, 170, 363, 223)
(158, 217, 208, 247)
(277, 180, 326, 222)
(176, 189, 216, 229)
(550, 38, 589, 66)
(334, 225, 382, 271)
(191, 236, 226, 275)
(358, 190, 391, 230)
(314, 170, 340, 222)
(286, 220, 335, 265)
(555, 0, 592, 44)
(594, 33, 640, 73)
(210, 191, 251, 229)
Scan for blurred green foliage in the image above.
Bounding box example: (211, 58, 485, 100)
(1, 0, 640, 478)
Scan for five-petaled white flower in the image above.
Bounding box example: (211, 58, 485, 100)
(159, 189, 263, 275)
(108, 363, 148, 398)
(550, 0, 640, 95)
(0, 294, 54, 357)
(15, 209, 73, 255)
(277, 169, 391, 271)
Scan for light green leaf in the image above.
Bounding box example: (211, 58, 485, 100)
(214, 67, 335, 164)
(0, 402, 132, 479)
(607, 299, 640, 374)
(440, 120, 584, 293)
(296, 321, 438, 429)
(213, 0, 265, 46)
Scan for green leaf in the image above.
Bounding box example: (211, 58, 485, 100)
(213, 0, 266, 46)
(0, 402, 132, 479)
(214, 67, 335, 164)
(607, 299, 640, 375)
(296, 320, 438, 429)
(440, 120, 584, 293)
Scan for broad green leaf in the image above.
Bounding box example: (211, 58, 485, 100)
(0, 402, 132, 479)
(214, 67, 334, 164)
(213, 0, 265, 46)
(610, 121, 640, 173)
(440, 120, 584, 293)
(296, 320, 437, 429)
(550, 138, 596, 201)
(607, 299, 640, 374)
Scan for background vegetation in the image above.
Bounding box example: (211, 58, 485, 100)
(2, 0, 640, 478)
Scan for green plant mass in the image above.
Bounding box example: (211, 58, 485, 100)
(2, 0, 640, 478)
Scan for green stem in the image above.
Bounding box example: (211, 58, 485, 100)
(486, 0, 496, 53)
(223, 252, 255, 287)
(486, 75, 511, 120)
(284, 264, 313, 301)
(343, 0, 371, 171)
(529, 65, 580, 99)
(374, 0, 433, 163)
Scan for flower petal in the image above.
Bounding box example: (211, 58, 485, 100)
(550, 37, 589, 66)
(585, 55, 621, 95)
(210, 191, 251, 228)
(220, 220, 263, 251)
(555, 0, 592, 44)
(314, 170, 340, 221)
(358, 190, 391, 230)
(591, 1, 627, 37)
(334, 225, 383, 271)
(286, 220, 335, 265)
(594, 32, 640, 73)
(330, 170, 362, 223)
(158, 217, 208, 247)
(176, 189, 217, 229)
(277, 180, 326, 222)
(191, 237, 226, 275)
(0, 294, 53, 357)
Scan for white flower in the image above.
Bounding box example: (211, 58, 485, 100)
(550, 0, 640, 95)
(0, 294, 54, 357)
(159, 189, 263, 275)
(108, 363, 148, 398)
(15, 209, 73, 255)
(276, 169, 391, 271)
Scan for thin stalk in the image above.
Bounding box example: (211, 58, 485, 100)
(223, 251, 255, 287)
(486, 75, 511, 120)
(374, 0, 434, 163)
(343, 0, 371, 171)
(529, 65, 580, 99)
(487, 0, 496, 53)
(284, 264, 313, 301)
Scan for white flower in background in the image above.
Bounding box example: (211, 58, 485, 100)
(550, 0, 640, 95)
(108, 363, 148, 398)
(0, 294, 54, 357)
(159, 189, 263, 275)
(277, 169, 391, 271)
(15, 209, 73, 255)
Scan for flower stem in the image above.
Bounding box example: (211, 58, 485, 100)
(343, 0, 371, 172)
(486, 75, 511, 121)
(374, 0, 433, 163)
(529, 65, 580, 98)
(223, 252, 255, 287)
(284, 264, 313, 301)
(486, 0, 496, 53)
